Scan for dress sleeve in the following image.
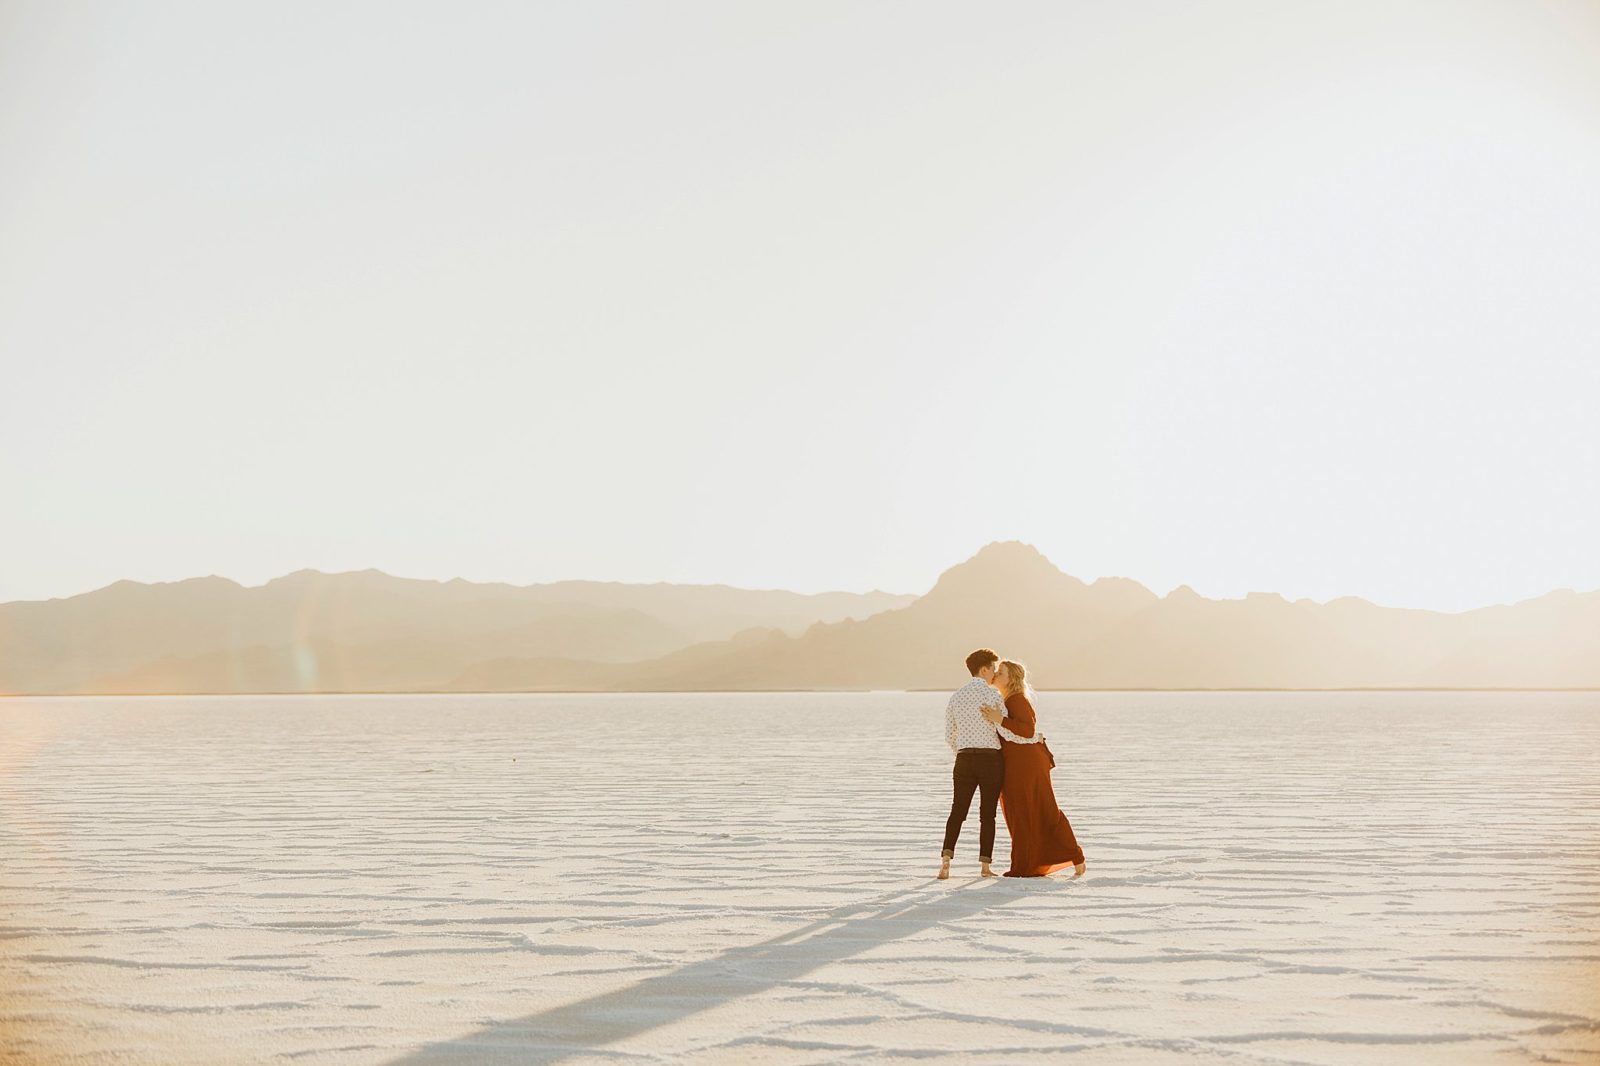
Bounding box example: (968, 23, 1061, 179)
(999, 694, 1035, 739)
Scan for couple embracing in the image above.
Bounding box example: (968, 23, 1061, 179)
(940, 648, 1086, 880)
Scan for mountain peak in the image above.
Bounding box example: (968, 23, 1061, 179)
(940, 541, 1063, 579)
(971, 539, 1048, 562)
(920, 541, 1081, 605)
(265, 568, 401, 589)
(267, 569, 328, 585)
(961, 541, 1068, 579)
(91, 574, 242, 599)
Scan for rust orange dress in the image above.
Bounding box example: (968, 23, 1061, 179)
(998, 692, 1085, 877)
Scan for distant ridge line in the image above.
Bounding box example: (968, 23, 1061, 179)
(3, 541, 1597, 694)
(4, 687, 1599, 698)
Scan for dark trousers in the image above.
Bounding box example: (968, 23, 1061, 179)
(942, 748, 1004, 863)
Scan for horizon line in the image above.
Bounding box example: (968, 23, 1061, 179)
(6, 549, 1596, 617)
(5, 687, 1599, 699)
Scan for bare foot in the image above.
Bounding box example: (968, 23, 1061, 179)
(1073, 862, 1087, 878)
(937, 858, 950, 880)
(980, 863, 998, 878)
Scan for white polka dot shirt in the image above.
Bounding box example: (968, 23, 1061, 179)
(945, 677, 1004, 754)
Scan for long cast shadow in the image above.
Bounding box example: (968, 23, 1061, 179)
(386, 879, 1042, 1063)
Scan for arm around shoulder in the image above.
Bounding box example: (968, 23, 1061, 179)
(999, 694, 1035, 738)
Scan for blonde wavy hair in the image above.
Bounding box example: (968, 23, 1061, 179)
(997, 659, 1031, 700)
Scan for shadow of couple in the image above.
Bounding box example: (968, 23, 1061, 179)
(386, 875, 1076, 1063)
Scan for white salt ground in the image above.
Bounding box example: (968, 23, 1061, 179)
(1, 691, 1597, 1065)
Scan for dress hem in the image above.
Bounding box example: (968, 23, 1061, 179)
(1003, 859, 1080, 878)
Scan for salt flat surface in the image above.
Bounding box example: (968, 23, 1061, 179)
(2, 692, 1597, 1065)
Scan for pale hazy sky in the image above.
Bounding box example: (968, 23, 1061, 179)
(3, 1, 1598, 611)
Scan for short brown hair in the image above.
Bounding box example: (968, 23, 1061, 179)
(965, 648, 998, 676)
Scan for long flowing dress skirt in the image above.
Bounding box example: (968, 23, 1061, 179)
(999, 743, 1085, 877)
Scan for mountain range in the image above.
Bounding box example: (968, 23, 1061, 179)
(0, 570, 911, 695)
(3, 542, 1596, 693)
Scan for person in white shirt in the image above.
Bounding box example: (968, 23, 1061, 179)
(939, 648, 1008, 880)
